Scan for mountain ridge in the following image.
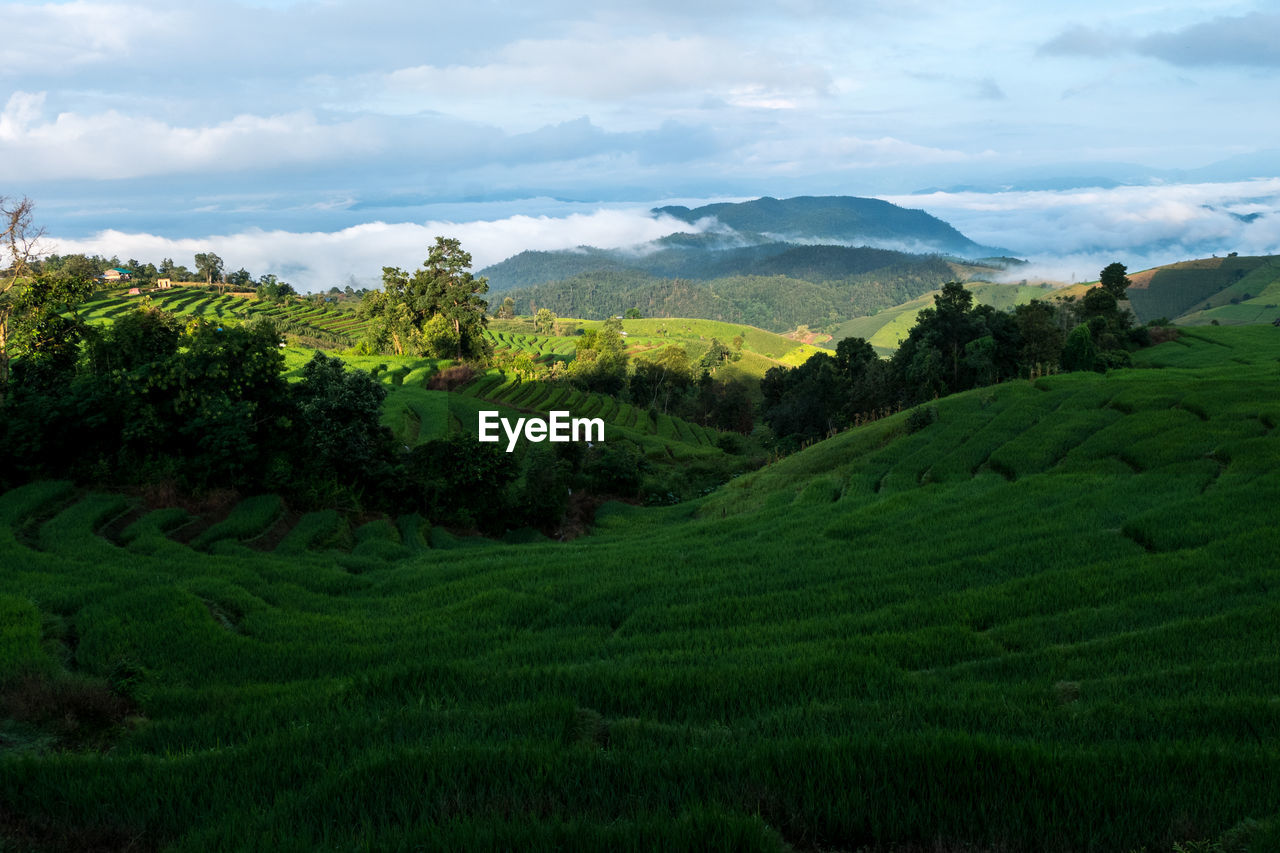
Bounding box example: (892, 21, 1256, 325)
(479, 194, 1013, 293)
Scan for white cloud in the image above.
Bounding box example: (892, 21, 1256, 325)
(0, 92, 379, 180)
(886, 178, 1280, 278)
(743, 134, 977, 172)
(380, 30, 830, 106)
(49, 208, 706, 290)
(0, 1, 181, 72)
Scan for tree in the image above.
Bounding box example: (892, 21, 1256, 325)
(194, 252, 225, 288)
(534, 307, 557, 335)
(497, 296, 516, 320)
(291, 351, 396, 492)
(1, 195, 42, 392)
(568, 317, 628, 395)
(368, 237, 491, 360)
(630, 345, 692, 413)
(1013, 300, 1064, 376)
(1060, 324, 1097, 372)
(1099, 262, 1131, 300)
(0, 197, 94, 394)
(697, 337, 731, 372)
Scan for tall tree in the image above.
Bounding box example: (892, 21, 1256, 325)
(1099, 262, 1131, 300)
(366, 237, 491, 360)
(534, 307, 556, 334)
(194, 252, 225, 288)
(0, 195, 41, 392)
(0, 197, 92, 394)
(425, 237, 490, 359)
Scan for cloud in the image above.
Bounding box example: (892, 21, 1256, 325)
(1038, 25, 1127, 58)
(0, 91, 727, 184)
(0, 92, 379, 180)
(46, 180, 1280, 293)
(1138, 12, 1280, 67)
(49, 208, 708, 291)
(1040, 13, 1280, 68)
(0, 1, 181, 73)
(885, 178, 1280, 279)
(742, 134, 977, 172)
(380, 31, 830, 104)
(974, 78, 1006, 100)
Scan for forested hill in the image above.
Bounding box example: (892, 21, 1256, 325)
(654, 195, 1001, 256)
(484, 243, 967, 293)
(479, 195, 1013, 293)
(498, 255, 994, 333)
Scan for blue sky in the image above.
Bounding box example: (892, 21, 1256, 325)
(3, 0, 1279, 288)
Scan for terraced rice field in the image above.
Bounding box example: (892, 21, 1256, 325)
(2, 327, 1277, 851)
(80, 289, 371, 343)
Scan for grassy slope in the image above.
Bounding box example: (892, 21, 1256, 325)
(2, 328, 1279, 850)
(1106, 255, 1280, 326)
(490, 316, 824, 374)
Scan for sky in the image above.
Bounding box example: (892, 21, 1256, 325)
(3, 0, 1279, 288)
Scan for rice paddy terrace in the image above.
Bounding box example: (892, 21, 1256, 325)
(80, 291, 821, 380)
(2, 326, 1279, 851)
(80, 289, 372, 345)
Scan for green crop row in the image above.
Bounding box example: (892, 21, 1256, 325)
(1, 326, 1277, 851)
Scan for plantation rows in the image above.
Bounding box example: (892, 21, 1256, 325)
(80, 289, 371, 342)
(459, 371, 722, 448)
(2, 326, 1277, 850)
(2, 485, 497, 569)
(485, 330, 578, 360)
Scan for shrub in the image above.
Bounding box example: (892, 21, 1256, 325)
(906, 406, 937, 434)
(427, 363, 477, 391)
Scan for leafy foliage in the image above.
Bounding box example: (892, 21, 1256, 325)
(361, 237, 492, 359)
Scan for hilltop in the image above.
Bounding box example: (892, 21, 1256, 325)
(653, 195, 1004, 256)
(480, 195, 1015, 294)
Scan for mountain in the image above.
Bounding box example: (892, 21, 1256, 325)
(653, 195, 1004, 256)
(479, 195, 1012, 293)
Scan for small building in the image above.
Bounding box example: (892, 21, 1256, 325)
(156, 278, 173, 289)
(103, 268, 133, 282)
(127, 287, 141, 295)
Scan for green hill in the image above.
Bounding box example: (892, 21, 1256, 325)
(2, 326, 1277, 851)
(1122, 254, 1280, 325)
(498, 258, 1004, 335)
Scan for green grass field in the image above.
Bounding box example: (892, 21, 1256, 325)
(2, 329, 1278, 851)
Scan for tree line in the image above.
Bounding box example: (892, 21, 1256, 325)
(760, 267, 1151, 446)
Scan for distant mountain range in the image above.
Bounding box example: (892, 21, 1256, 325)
(479, 195, 1012, 293)
(653, 195, 999, 256)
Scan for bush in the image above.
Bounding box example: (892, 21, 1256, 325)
(715, 433, 745, 455)
(427, 364, 477, 391)
(906, 406, 937, 434)
(584, 440, 645, 496)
